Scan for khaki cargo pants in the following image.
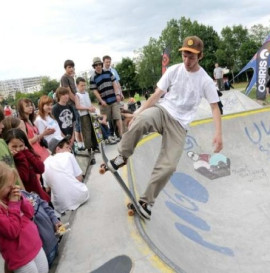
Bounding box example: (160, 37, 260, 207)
(118, 105, 186, 205)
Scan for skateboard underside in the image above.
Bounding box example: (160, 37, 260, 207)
(99, 144, 145, 220)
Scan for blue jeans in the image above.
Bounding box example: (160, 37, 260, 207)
(47, 244, 58, 268)
(73, 106, 81, 133)
(101, 124, 111, 139)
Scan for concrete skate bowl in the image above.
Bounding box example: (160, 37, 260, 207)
(127, 107, 270, 273)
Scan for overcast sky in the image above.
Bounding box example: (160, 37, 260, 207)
(0, 0, 269, 81)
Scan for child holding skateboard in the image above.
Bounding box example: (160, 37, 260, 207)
(108, 36, 223, 220)
(75, 77, 116, 149)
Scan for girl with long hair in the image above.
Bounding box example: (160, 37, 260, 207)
(4, 128, 50, 202)
(17, 98, 50, 162)
(34, 96, 62, 144)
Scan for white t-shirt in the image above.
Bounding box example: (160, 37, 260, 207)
(158, 63, 219, 129)
(43, 152, 89, 213)
(34, 115, 62, 143)
(76, 92, 91, 116)
(214, 67, 223, 79)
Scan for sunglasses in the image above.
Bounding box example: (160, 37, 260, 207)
(94, 63, 103, 67)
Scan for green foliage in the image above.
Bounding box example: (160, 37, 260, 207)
(159, 19, 181, 65)
(15, 91, 43, 107)
(135, 17, 220, 89)
(133, 17, 270, 90)
(40, 77, 60, 95)
(1, 95, 15, 107)
(115, 57, 139, 91)
(249, 23, 270, 45)
(135, 38, 162, 90)
(218, 25, 251, 72)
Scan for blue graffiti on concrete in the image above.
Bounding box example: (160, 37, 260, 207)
(175, 223, 234, 256)
(165, 172, 234, 256)
(245, 121, 270, 160)
(184, 135, 198, 151)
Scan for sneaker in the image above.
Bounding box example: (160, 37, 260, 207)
(138, 200, 152, 220)
(93, 146, 100, 153)
(112, 136, 121, 142)
(108, 136, 117, 145)
(108, 155, 127, 171)
(90, 158, 96, 165)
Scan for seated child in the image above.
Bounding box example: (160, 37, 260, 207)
(96, 114, 117, 145)
(4, 128, 50, 202)
(21, 190, 62, 268)
(43, 136, 89, 214)
(0, 109, 24, 190)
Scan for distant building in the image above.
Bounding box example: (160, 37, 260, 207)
(76, 70, 94, 81)
(0, 76, 43, 98)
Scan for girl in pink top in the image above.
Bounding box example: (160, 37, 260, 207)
(0, 162, 48, 273)
(17, 98, 51, 162)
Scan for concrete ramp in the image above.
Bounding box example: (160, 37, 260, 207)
(129, 107, 270, 273)
(195, 89, 262, 120)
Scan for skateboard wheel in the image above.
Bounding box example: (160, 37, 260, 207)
(128, 209, 135, 216)
(99, 167, 106, 174)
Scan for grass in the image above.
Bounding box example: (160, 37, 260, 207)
(235, 82, 270, 105)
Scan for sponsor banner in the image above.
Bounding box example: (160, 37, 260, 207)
(235, 34, 270, 97)
(162, 47, 170, 75)
(256, 44, 270, 99)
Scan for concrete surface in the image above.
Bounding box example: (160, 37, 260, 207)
(1, 91, 269, 273)
(194, 89, 262, 120)
(130, 107, 270, 272)
(53, 92, 269, 273)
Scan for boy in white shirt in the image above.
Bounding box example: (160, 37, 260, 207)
(43, 136, 89, 214)
(75, 77, 100, 165)
(109, 36, 223, 220)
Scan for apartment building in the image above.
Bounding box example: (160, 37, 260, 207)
(0, 76, 43, 98)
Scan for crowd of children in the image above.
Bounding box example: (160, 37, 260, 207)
(0, 58, 136, 272)
(0, 96, 93, 272)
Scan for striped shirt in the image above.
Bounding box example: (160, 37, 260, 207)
(90, 70, 116, 105)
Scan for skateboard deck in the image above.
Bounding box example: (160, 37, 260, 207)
(99, 143, 145, 220)
(90, 114, 103, 143)
(90, 255, 132, 273)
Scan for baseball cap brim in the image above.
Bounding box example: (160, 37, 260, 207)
(179, 47, 200, 54)
(48, 135, 71, 154)
(92, 62, 103, 68)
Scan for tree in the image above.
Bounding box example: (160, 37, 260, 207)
(159, 19, 181, 65)
(115, 57, 139, 94)
(40, 77, 59, 95)
(15, 91, 42, 107)
(218, 25, 258, 81)
(136, 37, 162, 90)
(135, 17, 221, 88)
(249, 23, 270, 46)
(1, 95, 15, 107)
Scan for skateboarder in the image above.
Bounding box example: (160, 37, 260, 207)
(108, 36, 223, 219)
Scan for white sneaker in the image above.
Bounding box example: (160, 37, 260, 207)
(108, 136, 117, 144)
(108, 155, 127, 171)
(113, 136, 121, 142)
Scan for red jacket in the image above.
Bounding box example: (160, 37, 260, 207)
(0, 197, 42, 270)
(14, 149, 50, 202)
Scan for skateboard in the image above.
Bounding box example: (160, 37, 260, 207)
(90, 255, 133, 273)
(99, 143, 146, 220)
(90, 114, 103, 143)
